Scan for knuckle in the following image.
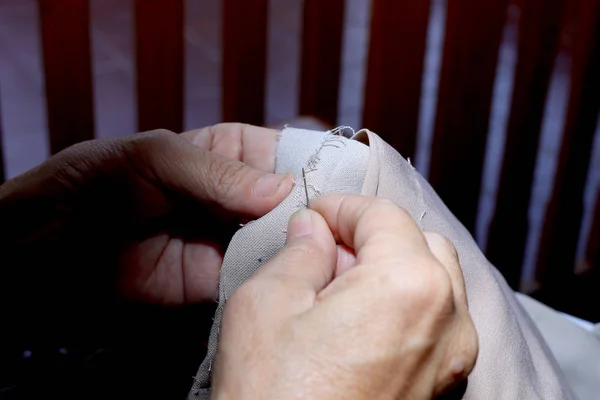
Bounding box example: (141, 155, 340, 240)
(128, 129, 176, 153)
(370, 197, 402, 214)
(219, 122, 247, 135)
(427, 232, 459, 263)
(208, 159, 250, 198)
(121, 130, 180, 177)
(427, 266, 454, 310)
(138, 128, 175, 138)
(436, 319, 479, 394)
(124, 129, 174, 158)
(54, 139, 123, 188)
(443, 318, 479, 383)
(461, 319, 479, 372)
(372, 197, 396, 208)
(394, 204, 413, 218)
(136, 129, 176, 151)
(388, 260, 454, 311)
(207, 123, 247, 148)
(366, 198, 414, 223)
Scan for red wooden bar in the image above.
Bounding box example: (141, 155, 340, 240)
(537, 0, 600, 290)
(486, 0, 567, 289)
(428, 0, 509, 233)
(135, 0, 184, 133)
(0, 88, 4, 184)
(2, 0, 597, 306)
(222, 0, 268, 125)
(38, 0, 94, 154)
(299, 0, 345, 126)
(362, 0, 431, 158)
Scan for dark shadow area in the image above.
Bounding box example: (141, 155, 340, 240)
(531, 267, 600, 323)
(0, 302, 216, 399)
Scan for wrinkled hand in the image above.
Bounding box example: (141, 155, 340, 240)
(213, 195, 478, 400)
(0, 124, 293, 307)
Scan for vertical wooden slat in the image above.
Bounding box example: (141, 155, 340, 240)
(0, 88, 5, 184)
(222, 0, 268, 125)
(362, 0, 431, 158)
(135, 0, 184, 133)
(39, 0, 94, 154)
(537, 0, 600, 291)
(428, 0, 509, 233)
(485, 0, 566, 289)
(299, 0, 345, 126)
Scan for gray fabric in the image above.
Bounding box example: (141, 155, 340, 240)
(357, 129, 575, 399)
(189, 127, 574, 399)
(516, 293, 600, 400)
(189, 128, 370, 399)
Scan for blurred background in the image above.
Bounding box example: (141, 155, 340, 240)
(0, 0, 598, 339)
(1, 0, 599, 397)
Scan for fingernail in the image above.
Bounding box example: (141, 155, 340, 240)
(253, 173, 288, 197)
(287, 209, 314, 239)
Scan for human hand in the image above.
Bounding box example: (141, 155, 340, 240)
(0, 124, 293, 307)
(213, 195, 478, 400)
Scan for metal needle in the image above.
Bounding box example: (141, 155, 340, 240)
(302, 167, 310, 209)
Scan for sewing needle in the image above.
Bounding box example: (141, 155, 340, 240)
(302, 167, 310, 209)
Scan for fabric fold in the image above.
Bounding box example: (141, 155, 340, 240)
(189, 127, 370, 399)
(189, 127, 574, 400)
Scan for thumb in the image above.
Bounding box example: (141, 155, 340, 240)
(142, 133, 294, 217)
(200, 152, 294, 216)
(250, 209, 338, 308)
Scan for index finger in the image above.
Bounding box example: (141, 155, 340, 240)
(180, 123, 279, 173)
(311, 195, 431, 265)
